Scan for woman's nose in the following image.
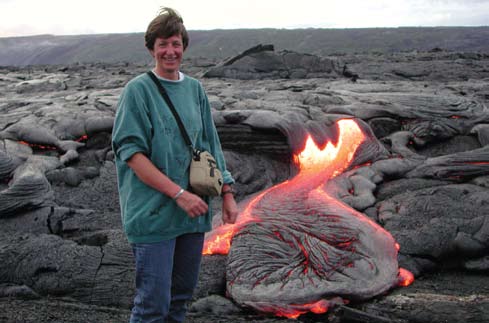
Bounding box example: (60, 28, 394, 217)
(168, 45, 179, 53)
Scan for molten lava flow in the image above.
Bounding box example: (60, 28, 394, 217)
(17, 135, 88, 151)
(18, 141, 57, 150)
(203, 189, 268, 255)
(204, 119, 365, 255)
(76, 134, 89, 142)
(204, 119, 414, 318)
(258, 299, 330, 319)
(398, 268, 415, 287)
(202, 226, 235, 255)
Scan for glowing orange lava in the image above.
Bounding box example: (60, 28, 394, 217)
(202, 226, 235, 255)
(204, 119, 414, 318)
(204, 119, 365, 255)
(18, 135, 88, 151)
(398, 268, 415, 287)
(18, 141, 57, 150)
(274, 299, 330, 319)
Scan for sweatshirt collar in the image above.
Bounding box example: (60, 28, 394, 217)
(151, 70, 185, 83)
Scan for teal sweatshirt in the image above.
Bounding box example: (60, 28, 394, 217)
(112, 72, 234, 243)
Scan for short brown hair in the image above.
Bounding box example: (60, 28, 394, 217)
(145, 7, 189, 51)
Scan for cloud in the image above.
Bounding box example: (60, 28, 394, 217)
(0, 0, 487, 37)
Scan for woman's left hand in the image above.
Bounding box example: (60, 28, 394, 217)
(222, 194, 238, 224)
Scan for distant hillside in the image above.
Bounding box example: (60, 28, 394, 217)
(1, 27, 488, 66)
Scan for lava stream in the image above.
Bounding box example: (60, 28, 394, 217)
(204, 119, 413, 318)
(204, 119, 365, 255)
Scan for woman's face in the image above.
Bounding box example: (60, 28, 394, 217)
(150, 34, 184, 80)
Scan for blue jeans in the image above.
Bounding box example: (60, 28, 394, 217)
(129, 232, 205, 323)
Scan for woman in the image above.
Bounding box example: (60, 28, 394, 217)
(112, 7, 238, 323)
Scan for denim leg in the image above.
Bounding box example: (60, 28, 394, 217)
(130, 240, 175, 323)
(167, 232, 205, 323)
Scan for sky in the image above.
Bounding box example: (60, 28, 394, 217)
(1, 0, 489, 37)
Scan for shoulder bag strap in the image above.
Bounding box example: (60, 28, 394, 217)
(146, 71, 194, 150)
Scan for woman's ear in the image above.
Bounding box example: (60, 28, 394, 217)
(148, 49, 155, 58)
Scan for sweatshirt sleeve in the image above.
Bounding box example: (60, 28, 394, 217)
(112, 82, 153, 162)
(199, 84, 235, 185)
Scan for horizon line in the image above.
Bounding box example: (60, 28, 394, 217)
(2, 25, 489, 39)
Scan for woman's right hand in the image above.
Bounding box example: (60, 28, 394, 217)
(175, 190, 208, 218)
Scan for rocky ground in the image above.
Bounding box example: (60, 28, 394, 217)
(1, 47, 489, 322)
(1, 271, 487, 323)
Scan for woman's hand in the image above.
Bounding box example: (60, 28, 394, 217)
(222, 194, 238, 224)
(175, 190, 208, 218)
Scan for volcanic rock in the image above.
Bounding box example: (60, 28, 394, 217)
(203, 44, 342, 80)
(1, 49, 489, 322)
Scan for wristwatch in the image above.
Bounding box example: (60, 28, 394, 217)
(221, 187, 234, 196)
